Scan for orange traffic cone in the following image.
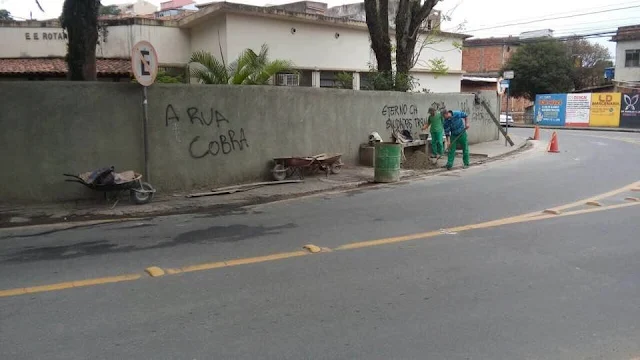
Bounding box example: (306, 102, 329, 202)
(533, 126, 540, 140)
(548, 132, 560, 153)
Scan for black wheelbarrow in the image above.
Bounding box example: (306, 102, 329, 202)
(63, 166, 156, 205)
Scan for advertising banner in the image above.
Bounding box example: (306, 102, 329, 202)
(589, 93, 621, 127)
(565, 93, 591, 127)
(534, 94, 567, 126)
(620, 92, 640, 128)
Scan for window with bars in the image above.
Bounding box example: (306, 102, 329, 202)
(625, 49, 640, 67)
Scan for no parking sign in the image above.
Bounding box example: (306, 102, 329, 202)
(131, 41, 158, 87)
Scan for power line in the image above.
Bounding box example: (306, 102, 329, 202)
(442, 0, 640, 32)
(462, 4, 640, 33)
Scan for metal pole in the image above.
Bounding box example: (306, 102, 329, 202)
(505, 85, 510, 146)
(142, 86, 150, 181)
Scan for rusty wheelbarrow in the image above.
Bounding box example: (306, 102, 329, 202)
(271, 153, 343, 181)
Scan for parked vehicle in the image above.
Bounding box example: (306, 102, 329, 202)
(500, 113, 514, 126)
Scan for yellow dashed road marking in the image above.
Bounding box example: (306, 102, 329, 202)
(1, 181, 639, 298)
(0, 274, 142, 298)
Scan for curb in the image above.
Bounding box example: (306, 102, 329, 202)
(0, 140, 531, 230)
(508, 124, 640, 133)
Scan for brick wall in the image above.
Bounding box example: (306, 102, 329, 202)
(462, 44, 518, 73)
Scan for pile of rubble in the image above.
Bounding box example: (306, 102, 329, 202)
(402, 150, 439, 170)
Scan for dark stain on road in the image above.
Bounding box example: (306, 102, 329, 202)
(173, 223, 297, 244)
(2, 223, 298, 262)
(0, 218, 156, 240)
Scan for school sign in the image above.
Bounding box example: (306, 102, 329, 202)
(534, 92, 636, 128)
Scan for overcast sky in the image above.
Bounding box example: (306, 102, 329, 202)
(2, 0, 637, 61)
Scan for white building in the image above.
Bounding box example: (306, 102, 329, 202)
(612, 25, 640, 90)
(0, 1, 467, 92)
(117, 0, 158, 16)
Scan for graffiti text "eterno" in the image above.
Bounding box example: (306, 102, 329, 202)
(381, 104, 418, 117)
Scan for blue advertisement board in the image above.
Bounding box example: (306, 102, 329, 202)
(534, 94, 567, 126)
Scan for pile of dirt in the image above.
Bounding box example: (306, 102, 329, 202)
(402, 149, 438, 170)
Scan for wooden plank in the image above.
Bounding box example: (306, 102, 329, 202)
(186, 180, 304, 198)
(480, 100, 515, 146)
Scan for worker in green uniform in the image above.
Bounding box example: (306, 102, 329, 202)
(422, 107, 445, 158)
(443, 109, 470, 170)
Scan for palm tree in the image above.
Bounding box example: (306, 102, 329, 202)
(189, 44, 294, 85)
(189, 50, 230, 85)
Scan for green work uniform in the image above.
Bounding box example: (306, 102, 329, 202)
(446, 131, 470, 168)
(428, 113, 444, 156)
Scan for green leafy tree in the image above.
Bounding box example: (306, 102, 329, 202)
(189, 44, 293, 85)
(0, 9, 13, 20)
(502, 40, 575, 101)
(335, 72, 354, 89)
(132, 70, 184, 84)
(99, 5, 121, 16)
(564, 39, 612, 89)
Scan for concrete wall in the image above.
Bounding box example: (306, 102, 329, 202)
(0, 82, 499, 202)
(0, 82, 144, 202)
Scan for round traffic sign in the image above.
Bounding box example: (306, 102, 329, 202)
(131, 41, 159, 87)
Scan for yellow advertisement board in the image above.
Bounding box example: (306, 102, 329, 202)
(589, 93, 621, 127)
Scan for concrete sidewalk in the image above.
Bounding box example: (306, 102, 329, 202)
(0, 135, 529, 228)
(509, 124, 640, 133)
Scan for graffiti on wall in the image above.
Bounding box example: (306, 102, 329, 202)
(165, 104, 249, 159)
(381, 104, 427, 133)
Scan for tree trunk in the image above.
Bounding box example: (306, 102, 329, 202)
(394, 0, 437, 91)
(62, 0, 100, 81)
(364, 0, 393, 88)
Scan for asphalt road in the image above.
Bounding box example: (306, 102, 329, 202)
(1, 128, 639, 360)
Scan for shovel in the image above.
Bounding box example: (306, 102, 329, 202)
(431, 132, 465, 165)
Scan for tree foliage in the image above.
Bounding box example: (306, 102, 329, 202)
(335, 72, 354, 89)
(502, 40, 575, 101)
(61, 0, 101, 81)
(564, 39, 612, 90)
(132, 70, 184, 84)
(0, 9, 13, 20)
(364, 0, 439, 91)
(189, 44, 294, 85)
(99, 5, 121, 16)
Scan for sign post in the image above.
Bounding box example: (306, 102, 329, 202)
(502, 70, 514, 146)
(131, 41, 159, 182)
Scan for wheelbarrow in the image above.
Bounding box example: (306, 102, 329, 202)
(271, 153, 343, 181)
(63, 166, 156, 205)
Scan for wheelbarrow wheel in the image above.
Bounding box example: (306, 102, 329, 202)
(330, 161, 343, 174)
(272, 164, 287, 181)
(130, 182, 155, 205)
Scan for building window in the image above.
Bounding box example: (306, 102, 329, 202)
(427, 20, 433, 30)
(625, 49, 640, 67)
(320, 71, 338, 88)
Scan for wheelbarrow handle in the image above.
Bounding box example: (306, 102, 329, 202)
(63, 173, 83, 180)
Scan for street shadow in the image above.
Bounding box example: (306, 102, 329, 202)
(3, 223, 298, 263)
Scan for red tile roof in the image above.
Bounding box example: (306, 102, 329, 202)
(0, 58, 132, 76)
